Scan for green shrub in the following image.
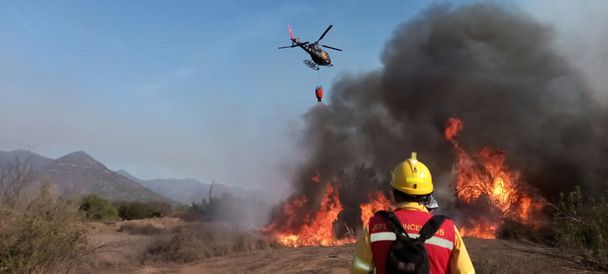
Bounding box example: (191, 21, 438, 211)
(552, 186, 608, 270)
(114, 201, 171, 220)
(79, 195, 119, 221)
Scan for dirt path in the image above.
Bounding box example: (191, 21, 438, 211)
(144, 245, 354, 274)
(131, 239, 591, 274)
(137, 239, 596, 274)
(86, 219, 596, 274)
(465, 238, 588, 273)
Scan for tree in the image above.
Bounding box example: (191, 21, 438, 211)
(79, 195, 119, 221)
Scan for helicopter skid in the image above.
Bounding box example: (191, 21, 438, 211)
(303, 60, 320, 70)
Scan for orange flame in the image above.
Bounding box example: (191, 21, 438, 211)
(445, 117, 544, 238)
(264, 181, 355, 247)
(459, 223, 497, 239)
(359, 192, 392, 227)
(445, 117, 464, 142)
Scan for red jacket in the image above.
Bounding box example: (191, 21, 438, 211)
(352, 202, 475, 274)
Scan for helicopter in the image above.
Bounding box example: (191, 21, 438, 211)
(278, 25, 342, 70)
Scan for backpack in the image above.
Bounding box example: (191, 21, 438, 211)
(376, 210, 447, 274)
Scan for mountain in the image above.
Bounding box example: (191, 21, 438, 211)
(0, 150, 53, 171)
(0, 149, 263, 205)
(37, 151, 174, 203)
(116, 170, 264, 204)
(115, 169, 140, 182)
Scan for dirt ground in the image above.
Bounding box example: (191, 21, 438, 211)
(85, 218, 598, 274)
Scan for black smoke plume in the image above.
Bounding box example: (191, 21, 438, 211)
(270, 3, 608, 232)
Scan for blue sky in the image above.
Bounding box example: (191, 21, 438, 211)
(0, 1, 605, 194)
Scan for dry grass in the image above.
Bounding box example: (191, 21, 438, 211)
(141, 222, 275, 263)
(473, 256, 527, 274)
(118, 222, 165, 235)
(0, 161, 89, 274)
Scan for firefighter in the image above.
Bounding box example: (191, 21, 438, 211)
(351, 152, 475, 274)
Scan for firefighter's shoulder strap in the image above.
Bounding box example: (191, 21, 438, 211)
(419, 214, 447, 241)
(377, 210, 409, 239)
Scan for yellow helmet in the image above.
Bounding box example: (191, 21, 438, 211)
(391, 152, 433, 195)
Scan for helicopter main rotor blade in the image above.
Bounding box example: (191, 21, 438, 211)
(278, 41, 309, 49)
(321, 44, 342, 51)
(316, 25, 333, 43)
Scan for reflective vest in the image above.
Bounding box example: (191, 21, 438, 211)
(368, 209, 456, 274)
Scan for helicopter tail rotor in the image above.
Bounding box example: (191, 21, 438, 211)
(288, 25, 295, 40)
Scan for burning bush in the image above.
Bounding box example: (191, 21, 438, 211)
(263, 182, 355, 247)
(445, 117, 546, 238)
